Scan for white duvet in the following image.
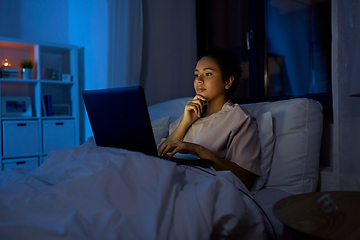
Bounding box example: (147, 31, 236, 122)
(0, 144, 273, 240)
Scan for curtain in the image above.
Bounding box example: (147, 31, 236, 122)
(107, 0, 143, 88)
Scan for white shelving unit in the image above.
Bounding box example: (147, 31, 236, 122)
(0, 37, 79, 170)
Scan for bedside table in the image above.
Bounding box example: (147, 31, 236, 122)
(273, 191, 360, 239)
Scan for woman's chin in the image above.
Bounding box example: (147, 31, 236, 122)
(196, 92, 206, 97)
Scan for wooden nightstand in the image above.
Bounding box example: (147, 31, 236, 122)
(273, 191, 360, 239)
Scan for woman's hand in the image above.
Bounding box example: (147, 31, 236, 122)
(156, 95, 205, 154)
(182, 94, 206, 125)
(157, 95, 206, 152)
(158, 140, 199, 158)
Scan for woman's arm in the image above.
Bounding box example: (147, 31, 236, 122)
(159, 141, 257, 190)
(195, 144, 257, 189)
(158, 94, 206, 156)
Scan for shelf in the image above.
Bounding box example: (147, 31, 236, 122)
(0, 78, 38, 83)
(1, 117, 39, 121)
(0, 37, 79, 170)
(41, 116, 75, 120)
(40, 80, 74, 85)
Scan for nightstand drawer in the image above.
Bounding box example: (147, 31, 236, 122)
(2, 157, 39, 170)
(2, 120, 40, 157)
(43, 119, 75, 154)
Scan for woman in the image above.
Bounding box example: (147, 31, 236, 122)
(158, 48, 261, 190)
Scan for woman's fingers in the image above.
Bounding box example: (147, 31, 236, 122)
(157, 143, 166, 157)
(158, 141, 200, 159)
(186, 103, 201, 117)
(158, 141, 189, 158)
(169, 147, 179, 157)
(158, 143, 170, 157)
(193, 94, 206, 102)
(192, 95, 206, 108)
(186, 99, 205, 117)
(182, 94, 206, 122)
(158, 141, 176, 157)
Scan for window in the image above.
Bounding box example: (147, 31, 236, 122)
(196, 0, 332, 112)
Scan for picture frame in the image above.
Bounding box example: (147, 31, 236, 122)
(62, 74, 72, 82)
(1, 97, 32, 117)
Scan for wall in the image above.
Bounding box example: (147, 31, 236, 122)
(67, 1, 108, 142)
(332, 0, 360, 190)
(140, 0, 197, 106)
(0, 0, 70, 44)
(20, 0, 70, 43)
(0, 0, 22, 38)
(0, 0, 108, 143)
(0, 0, 197, 141)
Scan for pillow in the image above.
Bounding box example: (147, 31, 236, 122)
(148, 97, 192, 123)
(250, 111, 275, 194)
(151, 116, 170, 146)
(243, 98, 323, 195)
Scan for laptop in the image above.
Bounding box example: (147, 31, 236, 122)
(82, 86, 213, 167)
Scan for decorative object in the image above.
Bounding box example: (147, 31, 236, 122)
(20, 59, 34, 80)
(1, 96, 32, 117)
(62, 74, 72, 82)
(1, 59, 18, 78)
(48, 69, 60, 80)
(2, 59, 11, 67)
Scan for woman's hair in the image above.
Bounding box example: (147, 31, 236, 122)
(202, 48, 242, 98)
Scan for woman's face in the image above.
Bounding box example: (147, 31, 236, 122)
(194, 56, 230, 102)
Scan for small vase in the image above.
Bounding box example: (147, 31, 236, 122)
(22, 68, 34, 80)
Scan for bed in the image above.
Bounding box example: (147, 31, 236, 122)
(0, 97, 323, 240)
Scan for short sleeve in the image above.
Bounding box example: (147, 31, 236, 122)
(226, 116, 261, 176)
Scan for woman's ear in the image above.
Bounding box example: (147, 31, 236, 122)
(225, 76, 234, 89)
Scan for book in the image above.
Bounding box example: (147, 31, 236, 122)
(0, 74, 19, 78)
(1, 72, 18, 75)
(41, 95, 47, 116)
(0, 68, 19, 78)
(43, 95, 52, 116)
(0, 67, 18, 72)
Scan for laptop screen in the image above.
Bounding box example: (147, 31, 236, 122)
(82, 86, 158, 157)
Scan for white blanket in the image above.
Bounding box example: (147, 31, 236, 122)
(0, 144, 273, 240)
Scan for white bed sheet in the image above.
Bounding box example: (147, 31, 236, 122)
(0, 144, 274, 240)
(253, 188, 295, 240)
